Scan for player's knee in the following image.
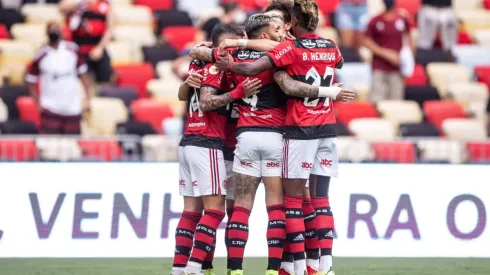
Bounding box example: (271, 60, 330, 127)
(202, 195, 225, 211)
(182, 197, 203, 213)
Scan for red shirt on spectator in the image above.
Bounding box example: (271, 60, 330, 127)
(365, 11, 414, 72)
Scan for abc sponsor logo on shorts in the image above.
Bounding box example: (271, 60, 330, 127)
(240, 161, 253, 168)
(178, 179, 185, 186)
(266, 162, 280, 168)
(302, 162, 313, 170)
(320, 159, 333, 167)
(192, 181, 198, 187)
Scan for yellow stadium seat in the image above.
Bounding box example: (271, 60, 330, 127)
(11, 23, 47, 49)
(21, 4, 63, 24)
(358, 46, 372, 63)
(87, 98, 128, 136)
(472, 30, 490, 45)
(36, 137, 83, 161)
(352, 83, 369, 102)
(457, 10, 490, 31)
(442, 118, 487, 141)
(316, 27, 339, 44)
(156, 60, 183, 82)
(113, 26, 155, 62)
(0, 98, 8, 123)
(111, 0, 133, 6)
(447, 82, 489, 106)
(106, 41, 134, 66)
(348, 118, 396, 141)
(416, 139, 467, 164)
(426, 63, 471, 97)
(195, 7, 224, 28)
(113, 5, 153, 27)
(453, 0, 482, 10)
(377, 100, 423, 126)
(368, 0, 385, 16)
(141, 135, 179, 162)
(147, 79, 186, 116)
(337, 137, 375, 163)
(0, 40, 35, 85)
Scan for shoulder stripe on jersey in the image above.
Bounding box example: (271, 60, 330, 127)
(265, 53, 277, 68)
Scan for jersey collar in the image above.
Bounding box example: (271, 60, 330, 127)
(299, 33, 318, 39)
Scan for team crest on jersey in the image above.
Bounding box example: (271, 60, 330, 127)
(237, 50, 251, 60)
(301, 39, 316, 49)
(209, 65, 219, 75)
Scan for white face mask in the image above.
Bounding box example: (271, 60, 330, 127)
(233, 10, 247, 25)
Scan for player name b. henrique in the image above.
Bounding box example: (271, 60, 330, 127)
(302, 52, 336, 61)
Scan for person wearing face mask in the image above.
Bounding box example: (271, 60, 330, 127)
(25, 21, 92, 135)
(363, 0, 415, 103)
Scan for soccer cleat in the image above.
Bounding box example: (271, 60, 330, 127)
(315, 270, 335, 275)
(202, 269, 216, 275)
(230, 270, 244, 275)
(279, 268, 294, 275)
(226, 269, 231, 275)
(307, 266, 317, 275)
(265, 270, 279, 275)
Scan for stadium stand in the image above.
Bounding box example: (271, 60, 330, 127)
(0, 0, 488, 164)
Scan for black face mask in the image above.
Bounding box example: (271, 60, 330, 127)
(48, 32, 61, 43)
(383, 0, 395, 10)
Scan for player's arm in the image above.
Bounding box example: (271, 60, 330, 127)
(189, 46, 213, 62)
(178, 69, 202, 101)
(274, 71, 355, 101)
(216, 54, 273, 76)
(200, 79, 262, 111)
(219, 38, 280, 52)
(336, 57, 344, 69)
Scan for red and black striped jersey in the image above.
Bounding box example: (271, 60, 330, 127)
(227, 49, 287, 136)
(180, 60, 227, 150)
(267, 34, 343, 140)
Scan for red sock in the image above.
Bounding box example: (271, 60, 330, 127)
(303, 198, 320, 261)
(172, 211, 202, 268)
(284, 196, 306, 261)
(267, 204, 286, 271)
(312, 197, 334, 257)
(188, 210, 225, 267)
(227, 206, 251, 270)
(225, 207, 233, 270)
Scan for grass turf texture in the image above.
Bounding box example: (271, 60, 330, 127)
(1, 258, 489, 275)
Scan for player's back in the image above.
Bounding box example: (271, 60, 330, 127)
(267, 34, 343, 139)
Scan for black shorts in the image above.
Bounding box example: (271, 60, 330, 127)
(84, 49, 113, 83)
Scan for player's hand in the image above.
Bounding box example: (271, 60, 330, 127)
(218, 39, 239, 53)
(243, 78, 262, 97)
(333, 83, 355, 102)
(184, 69, 202, 89)
(216, 53, 234, 72)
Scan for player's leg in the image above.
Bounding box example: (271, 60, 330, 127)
(303, 183, 320, 275)
(227, 132, 262, 274)
(172, 147, 204, 275)
(224, 160, 235, 275)
(261, 132, 286, 274)
(282, 139, 319, 275)
(184, 147, 227, 275)
(310, 137, 339, 275)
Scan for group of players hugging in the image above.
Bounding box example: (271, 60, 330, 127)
(172, 0, 355, 275)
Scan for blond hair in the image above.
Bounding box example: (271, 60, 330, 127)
(294, 0, 319, 32)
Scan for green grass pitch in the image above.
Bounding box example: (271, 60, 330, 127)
(1, 258, 489, 275)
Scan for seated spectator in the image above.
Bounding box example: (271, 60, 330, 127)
(417, 0, 457, 54)
(363, 0, 415, 102)
(59, 0, 113, 85)
(335, 0, 369, 48)
(25, 21, 92, 135)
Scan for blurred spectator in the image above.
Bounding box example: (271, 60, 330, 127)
(59, 0, 113, 85)
(178, 0, 220, 19)
(25, 22, 92, 134)
(363, 0, 414, 102)
(23, 0, 59, 4)
(201, 2, 248, 40)
(335, 0, 369, 48)
(417, 0, 457, 53)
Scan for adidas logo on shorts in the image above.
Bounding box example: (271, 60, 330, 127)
(294, 234, 305, 242)
(326, 230, 334, 238)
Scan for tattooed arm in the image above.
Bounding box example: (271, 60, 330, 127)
(189, 46, 214, 62)
(216, 55, 273, 76)
(274, 70, 321, 98)
(199, 86, 234, 112)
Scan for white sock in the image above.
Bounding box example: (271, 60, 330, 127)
(171, 267, 185, 275)
(184, 261, 202, 274)
(294, 259, 307, 275)
(306, 258, 319, 270)
(281, 261, 294, 274)
(319, 255, 333, 272)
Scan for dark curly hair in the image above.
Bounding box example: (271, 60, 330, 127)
(264, 2, 293, 24)
(293, 0, 319, 32)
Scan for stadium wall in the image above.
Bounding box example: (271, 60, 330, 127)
(0, 163, 488, 258)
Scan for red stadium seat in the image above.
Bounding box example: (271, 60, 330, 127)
(0, 139, 37, 161)
(222, 0, 263, 10)
(335, 102, 378, 125)
(372, 141, 416, 163)
(78, 140, 122, 161)
(135, 0, 173, 11)
(114, 63, 154, 98)
(423, 101, 466, 130)
(475, 66, 490, 89)
(16, 96, 40, 129)
(484, 0, 490, 9)
(396, 0, 421, 18)
(162, 26, 197, 53)
(405, 64, 428, 86)
(317, 0, 340, 15)
(457, 30, 472, 44)
(0, 24, 9, 39)
(466, 142, 490, 163)
(131, 99, 174, 133)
